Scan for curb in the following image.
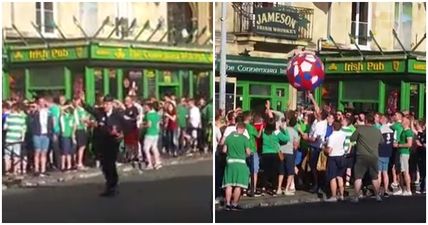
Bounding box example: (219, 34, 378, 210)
(4, 155, 212, 189)
(215, 194, 322, 211)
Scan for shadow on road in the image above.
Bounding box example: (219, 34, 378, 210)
(3, 175, 212, 223)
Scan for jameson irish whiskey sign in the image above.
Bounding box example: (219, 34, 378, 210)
(254, 7, 309, 40)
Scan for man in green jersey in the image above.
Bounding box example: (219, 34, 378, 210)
(391, 112, 404, 189)
(393, 116, 413, 196)
(222, 122, 251, 211)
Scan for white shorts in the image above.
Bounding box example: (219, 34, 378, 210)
(144, 136, 159, 151)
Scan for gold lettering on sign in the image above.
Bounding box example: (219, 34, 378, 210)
(367, 62, 384, 71)
(392, 61, 400, 71)
(29, 49, 49, 60)
(96, 49, 111, 56)
(344, 62, 364, 71)
(76, 47, 84, 58)
(414, 63, 426, 71)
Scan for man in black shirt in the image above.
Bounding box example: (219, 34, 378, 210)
(415, 119, 426, 193)
(379, 115, 395, 197)
(82, 95, 124, 197)
(121, 96, 140, 164)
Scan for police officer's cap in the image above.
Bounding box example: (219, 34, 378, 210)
(103, 95, 114, 102)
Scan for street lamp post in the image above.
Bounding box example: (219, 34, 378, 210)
(219, 2, 227, 111)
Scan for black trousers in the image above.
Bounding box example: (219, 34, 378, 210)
(417, 150, 426, 191)
(50, 134, 62, 169)
(99, 141, 119, 189)
(261, 153, 281, 190)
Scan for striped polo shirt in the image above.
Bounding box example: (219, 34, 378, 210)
(5, 112, 27, 143)
(341, 125, 356, 154)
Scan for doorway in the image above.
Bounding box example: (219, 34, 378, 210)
(159, 85, 178, 99)
(250, 97, 271, 115)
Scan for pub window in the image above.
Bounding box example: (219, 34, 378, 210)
(71, 68, 85, 99)
(145, 69, 157, 98)
(29, 67, 64, 89)
(409, 83, 419, 117)
(181, 71, 190, 98)
(394, 2, 412, 50)
(124, 70, 142, 97)
(321, 81, 339, 110)
(385, 81, 400, 115)
(351, 2, 370, 47)
(167, 3, 194, 43)
(108, 69, 118, 98)
(94, 69, 104, 97)
(194, 71, 210, 100)
(343, 80, 378, 101)
(250, 84, 271, 96)
(36, 2, 55, 34)
(9, 69, 25, 101)
(235, 86, 243, 109)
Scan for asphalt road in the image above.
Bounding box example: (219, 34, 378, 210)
(216, 195, 426, 223)
(3, 160, 213, 223)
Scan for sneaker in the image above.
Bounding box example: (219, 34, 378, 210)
(325, 197, 338, 202)
(99, 188, 119, 197)
(275, 189, 283, 195)
(376, 195, 383, 202)
(224, 205, 232, 211)
(423, 190, 426, 194)
(350, 196, 359, 203)
(415, 190, 421, 194)
(284, 191, 295, 196)
(402, 191, 412, 196)
(154, 164, 162, 170)
(254, 190, 262, 197)
(383, 192, 391, 198)
(146, 165, 154, 170)
(338, 195, 345, 201)
(345, 181, 350, 187)
(391, 183, 399, 189)
(393, 189, 403, 195)
(289, 188, 296, 193)
(231, 205, 243, 211)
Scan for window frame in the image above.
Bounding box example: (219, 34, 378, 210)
(350, 2, 372, 50)
(35, 2, 58, 37)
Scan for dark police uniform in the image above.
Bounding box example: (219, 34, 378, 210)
(83, 100, 124, 196)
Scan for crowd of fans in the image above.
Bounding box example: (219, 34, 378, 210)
(2, 93, 212, 177)
(215, 92, 425, 210)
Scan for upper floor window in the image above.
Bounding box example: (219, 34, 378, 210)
(351, 2, 371, 47)
(394, 2, 413, 50)
(167, 3, 195, 43)
(79, 2, 98, 36)
(36, 2, 54, 34)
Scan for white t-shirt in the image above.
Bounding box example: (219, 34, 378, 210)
(223, 125, 248, 140)
(310, 119, 328, 148)
(189, 106, 201, 128)
(214, 126, 221, 151)
(39, 108, 49, 134)
(134, 102, 144, 127)
(327, 131, 347, 157)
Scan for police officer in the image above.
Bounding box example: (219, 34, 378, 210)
(82, 95, 124, 197)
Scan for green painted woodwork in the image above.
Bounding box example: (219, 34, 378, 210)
(64, 67, 72, 100)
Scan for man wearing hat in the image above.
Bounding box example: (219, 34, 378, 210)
(82, 94, 125, 197)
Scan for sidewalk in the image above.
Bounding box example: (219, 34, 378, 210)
(215, 191, 322, 210)
(3, 153, 212, 190)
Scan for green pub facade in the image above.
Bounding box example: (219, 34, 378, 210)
(319, 53, 426, 119)
(215, 53, 426, 119)
(3, 40, 213, 105)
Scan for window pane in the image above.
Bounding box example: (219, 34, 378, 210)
(108, 69, 118, 98)
(30, 67, 64, 88)
(124, 70, 142, 97)
(167, 3, 194, 43)
(94, 69, 104, 96)
(194, 71, 210, 100)
(250, 84, 270, 96)
(343, 80, 378, 101)
(181, 71, 190, 98)
(409, 84, 419, 117)
(358, 22, 368, 45)
(9, 69, 26, 101)
(351, 2, 357, 21)
(359, 2, 368, 22)
(44, 2, 53, 10)
(321, 81, 338, 110)
(145, 70, 156, 98)
(44, 11, 54, 33)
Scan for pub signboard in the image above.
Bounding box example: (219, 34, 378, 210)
(254, 6, 309, 40)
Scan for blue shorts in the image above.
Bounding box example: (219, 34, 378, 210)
(284, 153, 295, 176)
(247, 153, 260, 174)
(327, 156, 346, 181)
(295, 149, 303, 165)
(33, 135, 50, 152)
(378, 157, 389, 172)
(61, 137, 75, 155)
